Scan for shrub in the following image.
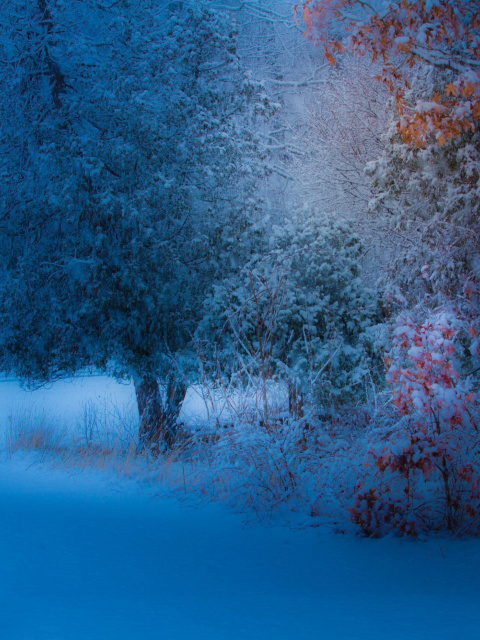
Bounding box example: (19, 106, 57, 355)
(350, 310, 480, 536)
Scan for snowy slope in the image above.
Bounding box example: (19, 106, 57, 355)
(0, 454, 479, 640)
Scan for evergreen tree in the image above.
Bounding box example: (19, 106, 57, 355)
(0, 0, 276, 448)
(201, 212, 381, 414)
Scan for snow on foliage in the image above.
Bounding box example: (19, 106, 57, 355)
(0, 0, 478, 539)
(349, 307, 480, 536)
(367, 118, 480, 301)
(0, 0, 279, 447)
(200, 211, 382, 412)
(297, 0, 480, 146)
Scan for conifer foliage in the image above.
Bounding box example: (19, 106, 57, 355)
(202, 213, 381, 413)
(0, 0, 275, 449)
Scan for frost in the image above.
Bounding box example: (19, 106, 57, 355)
(415, 100, 447, 114)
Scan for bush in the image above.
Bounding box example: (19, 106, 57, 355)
(349, 309, 480, 536)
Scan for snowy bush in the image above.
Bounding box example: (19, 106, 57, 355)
(349, 309, 480, 536)
(200, 212, 383, 416)
(185, 409, 328, 520)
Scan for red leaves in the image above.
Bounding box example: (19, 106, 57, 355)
(349, 487, 416, 537)
(373, 431, 445, 479)
(294, 3, 313, 31)
(385, 314, 473, 427)
(349, 308, 480, 536)
(323, 46, 337, 66)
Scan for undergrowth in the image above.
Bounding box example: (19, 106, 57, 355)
(3, 379, 479, 538)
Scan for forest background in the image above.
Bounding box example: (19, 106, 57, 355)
(0, 0, 479, 537)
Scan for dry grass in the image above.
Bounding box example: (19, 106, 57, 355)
(5, 409, 69, 459)
(2, 401, 199, 499)
(1, 393, 361, 527)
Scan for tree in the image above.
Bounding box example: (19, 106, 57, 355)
(201, 212, 382, 417)
(294, 56, 390, 211)
(296, 0, 480, 146)
(212, 0, 333, 227)
(296, 0, 480, 320)
(0, 0, 276, 449)
(291, 53, 396, 284)
(367, 121, 480, 304)
(350, 306, 480, 536)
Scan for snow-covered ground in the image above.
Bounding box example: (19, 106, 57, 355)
(1, 454, 480, 640)
(0, 374, 204, 441)
(0, 376, 479, 639)
(0, 374, 286, 442)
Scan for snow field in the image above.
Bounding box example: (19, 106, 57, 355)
(0, 376, 479, 639)
(0, 453, 479, 640)
(0, 375, 287, 447)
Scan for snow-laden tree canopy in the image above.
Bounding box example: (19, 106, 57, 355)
(0, 0, 278, 446)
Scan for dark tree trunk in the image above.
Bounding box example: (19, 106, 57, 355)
(38, 0, 66, 108)
(134, 376, 167, 451)
(288, 381, 304, 419)
(165, 376, 188, 435)
(133, 375, 187, 452)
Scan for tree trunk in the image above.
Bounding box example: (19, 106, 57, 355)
(134, 376, 166, 451)
(133, 375, 187, 452)
(441, 456, 455, 532)
(288, 381, 304, 419)
(165, 376, 188, 436)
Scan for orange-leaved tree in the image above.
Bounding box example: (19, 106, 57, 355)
(295, 0, 480, 146)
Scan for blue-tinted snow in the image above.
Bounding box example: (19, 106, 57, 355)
(0, 377, 479, 639)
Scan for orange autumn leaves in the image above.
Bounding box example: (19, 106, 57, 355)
(295, 0, 480, 146)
